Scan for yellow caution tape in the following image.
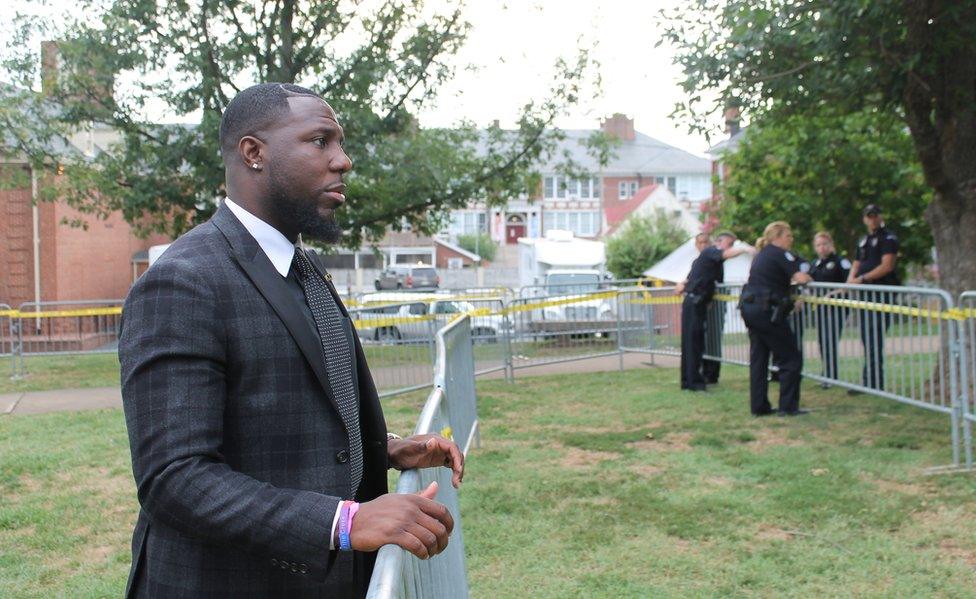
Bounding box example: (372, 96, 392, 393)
(502, 291, 619, 314)
(351, 314, 437, 330)
(347, 294, 506, 308)
(3, 307, 123, 319)
(798, 295, 966, 321)
(621, 295, 683, 305)
(3, 291, 974, 325)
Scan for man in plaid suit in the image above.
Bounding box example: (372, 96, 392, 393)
(120, 83, 463, 597)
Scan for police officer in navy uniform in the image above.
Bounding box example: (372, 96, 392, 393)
(846, 204, 899, 391)
(740, 222, 812, 416)
(677, 231, 754, 391)
(809, 231, 851, 386)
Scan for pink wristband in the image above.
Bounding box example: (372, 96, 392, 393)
(347, 502, 360, 532)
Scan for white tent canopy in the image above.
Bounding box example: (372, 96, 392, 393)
(643, 237, 753, 283)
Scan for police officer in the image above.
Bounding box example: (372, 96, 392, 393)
(846, 204, 899, 391)
(809, 231, 851, 385)
(740, 222, 812, 416)
(677, 231, 754, 391)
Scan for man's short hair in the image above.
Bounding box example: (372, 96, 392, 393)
(695, 233, 711, 244)
(714, 231, 736, 242)
(219, 83, 322, 158)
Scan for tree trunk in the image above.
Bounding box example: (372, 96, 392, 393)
(926, 189, 976, 300)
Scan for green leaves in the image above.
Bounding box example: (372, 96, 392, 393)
(606, 211, 687, 280)
(1, 0, 597, 247)
(717, 108, 932, 269)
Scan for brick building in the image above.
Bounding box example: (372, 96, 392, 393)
(442, 113, 712, 246)
(0, 162, 170, 308)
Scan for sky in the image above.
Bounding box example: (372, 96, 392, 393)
(5, 0, 724, 157)
(417, 1, 721, 156)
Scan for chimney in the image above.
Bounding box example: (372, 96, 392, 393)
(600, 113, 635, 141)
(724, 106, 741, 137)
(41, 40, 60, 96)
(39, 39, 115, 110)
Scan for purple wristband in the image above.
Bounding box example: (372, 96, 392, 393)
(338, 501, 352, 551)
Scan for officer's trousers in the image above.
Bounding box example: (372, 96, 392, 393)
(680, 297, 708, 390)
(742, 303, 802, 414)
(703, 301, 724, 383)
(816, 305, 845, 380)
(858, 291, 892, 390)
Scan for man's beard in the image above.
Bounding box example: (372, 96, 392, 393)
(267, 174, 342, 243)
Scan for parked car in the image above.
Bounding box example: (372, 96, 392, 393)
(374, 264, 440, 290)
(353, 295, 505, 344)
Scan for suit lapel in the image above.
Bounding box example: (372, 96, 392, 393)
(211, 204, 345, 423)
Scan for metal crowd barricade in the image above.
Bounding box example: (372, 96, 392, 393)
(16, 300, 124, 357)
(616, 287, 682, 362)
(1, 303, 23, 379)
(506, 289, 621, 374)
(706, 282, 966, 467)
(959, 291, 976, 468)
(350, 300, 440, 398)
(366, 315, 476, 599)
(706, 284, 750, 367)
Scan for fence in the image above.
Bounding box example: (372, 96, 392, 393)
(707, 282, 968, 468)
(6, 282, 976, 467)
(14, 300, 124, 356)
(365, 315, 476, 598)
(1, 303, 21, 379)
(960, 292, 976, 468)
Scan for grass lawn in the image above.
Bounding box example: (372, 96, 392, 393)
(2, 367, 976, 597)
(0, 354, 120, 394)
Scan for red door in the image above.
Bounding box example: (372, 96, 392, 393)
(506, 225, 526, 244)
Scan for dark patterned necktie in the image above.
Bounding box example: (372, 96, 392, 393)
(292, 248, 363, 493)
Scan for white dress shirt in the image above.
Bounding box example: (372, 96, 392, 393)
(224, 198, 346, 550)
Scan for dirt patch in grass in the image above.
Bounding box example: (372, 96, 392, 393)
(940, 539, 976, 569)
(558, 445, 618, 468)
(627, 431, 692, 452)
(860, 474, 930, 497)
(629, 464, 665, 478)
(755, 524, 795, 542)
(702, 475, 734, 487)
(746, 426, 804, 452)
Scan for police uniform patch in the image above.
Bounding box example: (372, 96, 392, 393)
(785, 252, 795, 262)
(840, 258, 852, 269)
(826, 261, 835, 270)
(859, 237, 867, 247)
(800, 262, 810, 273)
(871, 237, 878, 247)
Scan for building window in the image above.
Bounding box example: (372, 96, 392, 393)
(547, 175, 599, 200)
(546, 210, 599, 237)
(448, 211, 487, 236)
(618, 181, 638, 200)
(667, 176, 677, 195)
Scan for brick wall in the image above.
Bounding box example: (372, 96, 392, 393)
(0, 166, 35, 308)
(1, 167, 171, 306)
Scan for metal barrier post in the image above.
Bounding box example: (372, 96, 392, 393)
(616, 301, 624, 372)
(12, 315, 25, 380)
(959, 291, 976, 468)
(366, 315, 475, 599)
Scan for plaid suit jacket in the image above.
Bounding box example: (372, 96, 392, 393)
(119, 203, 389, 598)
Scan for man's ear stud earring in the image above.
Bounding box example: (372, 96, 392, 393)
(251, 163, 260, 170)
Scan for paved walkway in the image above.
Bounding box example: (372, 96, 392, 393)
(1, 386, 122, 415)
(1, 353, 680, 416)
